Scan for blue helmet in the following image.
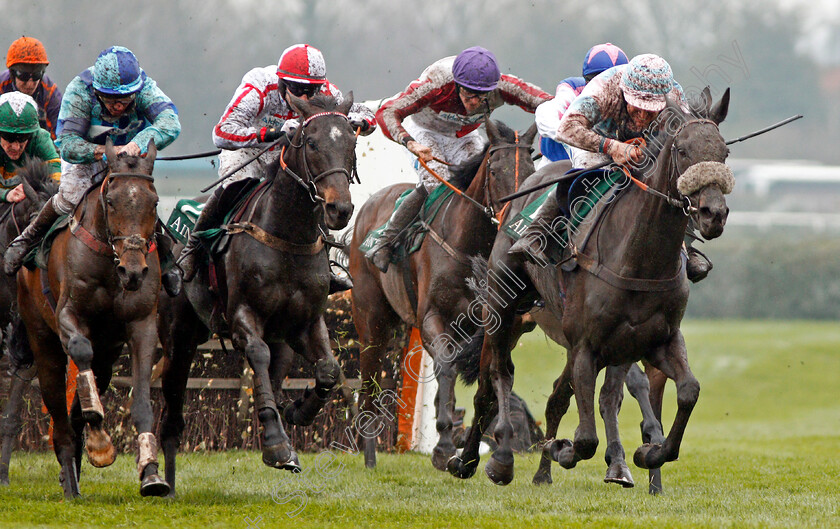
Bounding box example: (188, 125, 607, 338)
(93, 46, 145, 95)
(582, 43, 629, 78)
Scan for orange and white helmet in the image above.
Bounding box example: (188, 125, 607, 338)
(276, 44, 327, 85)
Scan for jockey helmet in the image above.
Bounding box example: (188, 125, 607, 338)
(452, 46, 501, 92)
(582, 43, 628, 79)
(277, 44, 327, 84)
(620, 54, 674, 112)
(0, 92, 40, 134)
(93, 46, 145, 96)
(6, 37, 49, 67)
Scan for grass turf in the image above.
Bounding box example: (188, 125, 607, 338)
(1, 320, 838, 528)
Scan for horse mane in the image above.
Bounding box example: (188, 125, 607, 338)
(448, 120, 518, 191)
(18, 158, 59, 197)
(305, 93, 342, 112)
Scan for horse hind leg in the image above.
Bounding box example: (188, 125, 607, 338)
(532, 361, 573, 485)
(600, 364, 634, 488)
(628, 363, 668, 494)
(551, 349, 600, 471)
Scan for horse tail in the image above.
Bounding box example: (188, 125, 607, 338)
(8, 314, 33, 373)
(455, 255, 491, 386)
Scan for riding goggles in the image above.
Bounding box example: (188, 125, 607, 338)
(0, 131, 32, 144)
(11, 70, 43, 82)
(285, 82, 321, 98)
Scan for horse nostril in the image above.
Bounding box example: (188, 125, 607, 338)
(117, 265, 127, 278)
(141, 266, 149, 278)
(700, 206, 712, 218)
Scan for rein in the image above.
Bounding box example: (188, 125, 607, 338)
(486, 131, 528, 227)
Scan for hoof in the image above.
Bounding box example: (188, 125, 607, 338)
(86, 429, 117, 468)
(604, 461, 635, 488)
(633, 443, 665, 470)
(484, 455, 514, 486)
(532, 469, 552, 486)
(546, 438, 576, 469)
(431, 445, 456, 472)
(447, 455, 477, 480)
(263, 443, 301, 473)
(140, 473, 171, 497)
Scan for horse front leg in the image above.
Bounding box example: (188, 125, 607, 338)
(231, 310, 298, 472)
(532, 360, 573, 485)
(553, 348, 599, 470)
(600, 363, 634, 488)
(57, 307, 116, 469)
(283, 318, 341, 427)
(0, 367, 33, 485)
(625, 362, 666, 494)
(420, 312, 459, 471)
(634, 332, 699, 471)
(128, 316, 170, 497)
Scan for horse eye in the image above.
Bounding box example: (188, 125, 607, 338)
(307, 138, 317, 149)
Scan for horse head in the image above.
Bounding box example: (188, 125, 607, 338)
(285, 92, 356, 230)
(102, 139, 159, 291)
(659, 87, 732, 240)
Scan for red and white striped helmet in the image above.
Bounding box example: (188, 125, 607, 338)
(276, 44, 327, 84)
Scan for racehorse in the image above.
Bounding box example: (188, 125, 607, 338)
(448, 90, 732, 487)
(0, 160, 58, 485)
(157, 93, 357, 496)
(349, 118, 537, 470)
(15, 140, 167, 499)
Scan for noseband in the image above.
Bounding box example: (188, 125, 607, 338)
(279, 111, 357, 203)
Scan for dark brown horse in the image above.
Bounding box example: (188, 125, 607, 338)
(0, 160, 58, 485)
(349, 119, 537, 470)
(15, 141, 166, 499)
(157, 94, 357, 496)
(449, 90, 732, 487)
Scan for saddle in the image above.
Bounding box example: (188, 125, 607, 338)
(502, 168, 627, 264)
(357, 185, 454, 264)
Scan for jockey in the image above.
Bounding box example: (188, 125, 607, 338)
(1, 37, 62, 140)
(3, 46, 184, 295)
(0, 92, 61, 202)
(365, 46, 552, 273)
(509, 54, 712, 281)
(534, 43, 628, 169)
(178, 43, 376, 292)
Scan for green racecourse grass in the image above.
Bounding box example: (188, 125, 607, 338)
(1, 320, 838, 528)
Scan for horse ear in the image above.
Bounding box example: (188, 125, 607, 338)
(339, 91, 354, 115)
(145, 139, 157, 162)
(105, 137, 116, 165)
(485, 117, 501, 143)
(19, 160, 38, 198)
(521, 122, 538, 147)
(709, 87, 730, 125)
(286, 92, 311, 118)
(698, 86, 712, 115)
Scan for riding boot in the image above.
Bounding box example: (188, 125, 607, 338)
(154, 222, 183, 297)
(508, 188, 563, 265)
(685, 244, 712, 283)
(177, 186, 228, 282)
(364, 186, 428, 273)
(3, 196, 61, 276)
(318, 225, 354, 294)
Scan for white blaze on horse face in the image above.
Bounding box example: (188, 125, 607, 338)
(330, 125, 344, 142)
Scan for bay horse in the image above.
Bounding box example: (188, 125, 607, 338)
(448, 90, 732, 487)
(349, 119, 537, 470)
(0, 160, 58, 485)
(157, 93, 357, 496)
(15, 140, 166, 499)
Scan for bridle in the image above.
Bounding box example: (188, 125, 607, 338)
(483, 131, 532, 226)
(84, 171, 157, 264)
(278, 111, 358, 203)
(624, 118, 721, 216)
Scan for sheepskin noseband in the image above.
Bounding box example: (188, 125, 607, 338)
(677, 161, 734, 196)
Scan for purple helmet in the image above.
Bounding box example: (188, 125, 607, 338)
(452, 46, 501, 92)
(582, 43, 629, 78)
